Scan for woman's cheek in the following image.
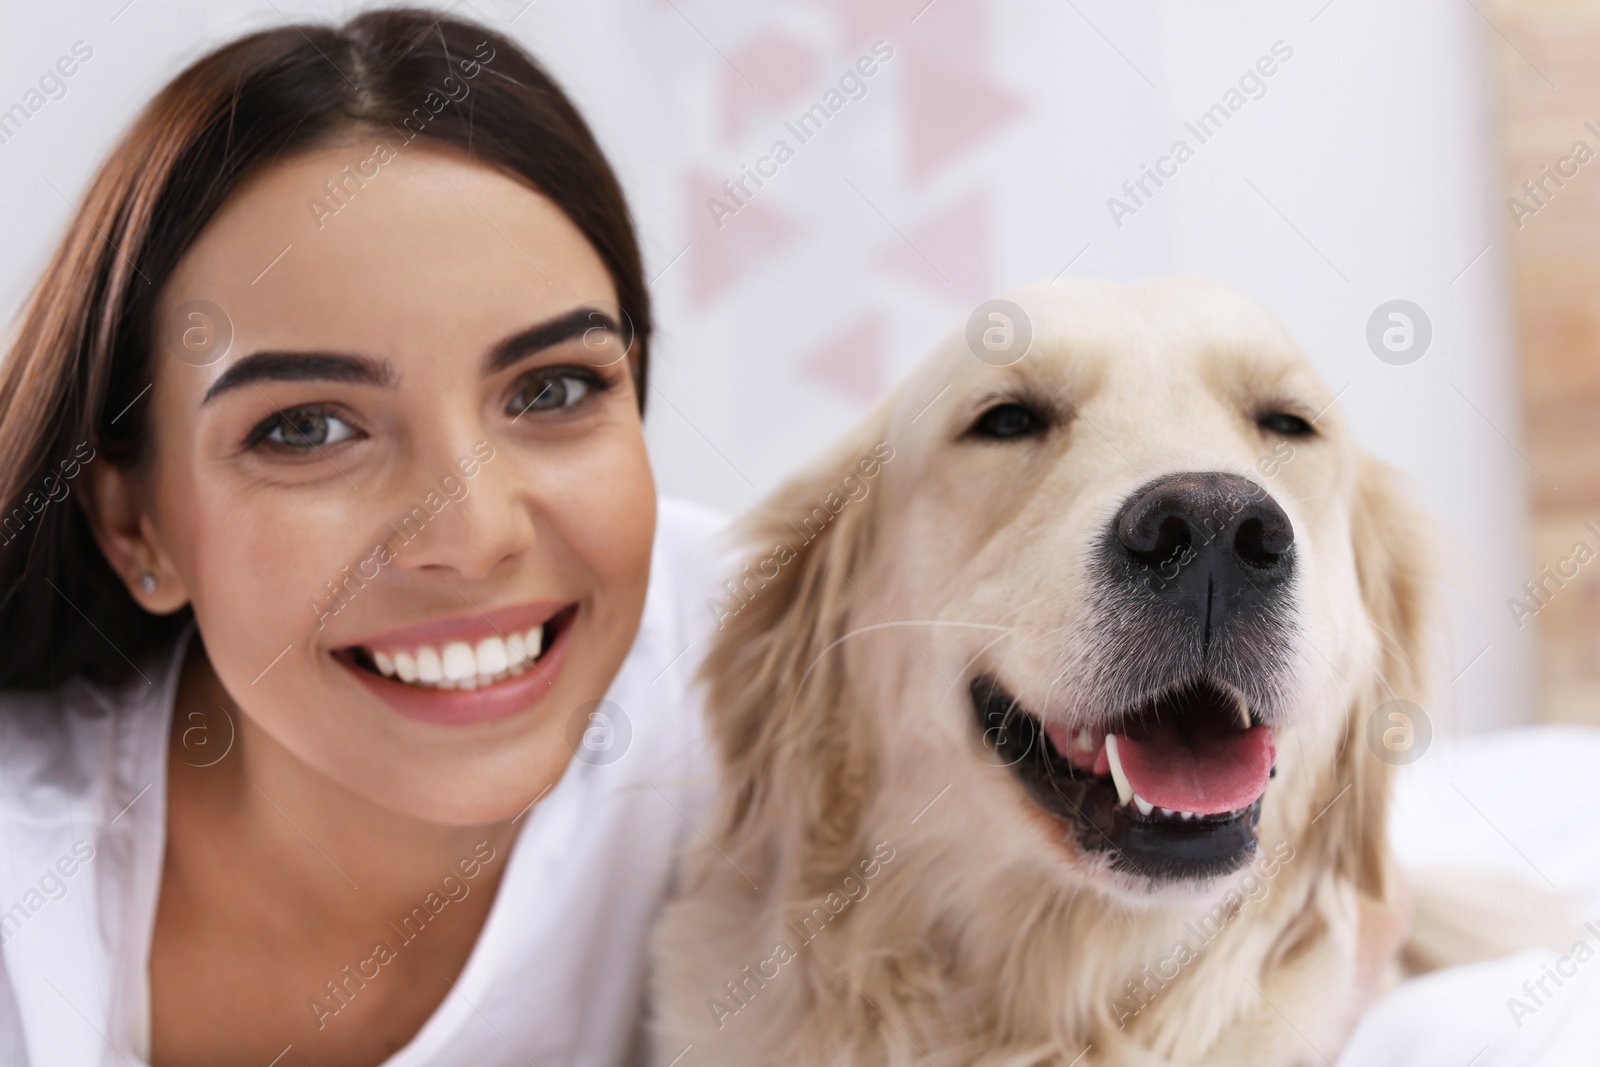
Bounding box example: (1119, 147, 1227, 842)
(174, 475, 367, 670)
(544, 429, 656, 611)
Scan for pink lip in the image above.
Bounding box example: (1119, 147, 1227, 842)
(337, 604, 576, 727)
(338, 600, 567, 653)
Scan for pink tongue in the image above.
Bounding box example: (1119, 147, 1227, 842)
(1114, 725, 1275, 815)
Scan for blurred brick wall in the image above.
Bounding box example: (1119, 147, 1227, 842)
(1495, 0, 1600, 722)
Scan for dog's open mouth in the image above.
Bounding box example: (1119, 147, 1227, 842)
(970, 674, 1277, 881)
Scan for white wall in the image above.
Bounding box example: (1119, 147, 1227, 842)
(0, 0, 1531, 731)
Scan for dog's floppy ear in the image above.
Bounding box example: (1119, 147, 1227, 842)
(698, 419, 894, 892)
(1322, 452, 1437, 902)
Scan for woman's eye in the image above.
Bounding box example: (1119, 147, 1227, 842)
(258, 408, 359, 450)
(509, 373, 592, 418)
(1257, 412, 1314, 437)
(970, 402, 1046, 439)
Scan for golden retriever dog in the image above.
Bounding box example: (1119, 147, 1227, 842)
(652, 278, 1434, 1066)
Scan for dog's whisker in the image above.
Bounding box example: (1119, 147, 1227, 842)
(1035, 664, 1075, 726)
(787, 619, 1016, 720)
(1363, 618, 1413, 701)
(858, 620, 1015, 632)
(957, 612, 1086, 722)
(953, 630, 1017, 699)
(1300, 633, 1351, 687)
(1292, 727, 1317, 803)
(1280, 491, 1338, 506)
(845, 576, 953, 685)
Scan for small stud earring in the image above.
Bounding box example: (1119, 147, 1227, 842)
(139, 572, 157, 594)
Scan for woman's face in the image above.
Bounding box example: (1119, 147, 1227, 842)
(128, 139, 655, 823)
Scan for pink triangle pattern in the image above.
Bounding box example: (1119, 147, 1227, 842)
(685, 171, 800, 307)
(907, 0, 987, 61)
(721, 33, 820, 145)
(875, 187, 991, 307)
(804, 0, 919, 51)
(902, 43, 1025, 181)
(797, 313, 889, 403)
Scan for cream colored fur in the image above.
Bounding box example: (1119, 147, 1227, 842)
(652, 279, 1437, 1066)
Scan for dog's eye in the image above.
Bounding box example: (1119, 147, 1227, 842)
(970, 403, 1045, 439)
(1257, 412, 1314, 437)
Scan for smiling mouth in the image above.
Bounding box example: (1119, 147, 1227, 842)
(340, 605, 575, 692)
(970, 674, 1276, 881)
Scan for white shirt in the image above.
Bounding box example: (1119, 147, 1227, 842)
(0, 497, 727, 1067)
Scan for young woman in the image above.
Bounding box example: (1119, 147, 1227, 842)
(0, 10, 722, 1065)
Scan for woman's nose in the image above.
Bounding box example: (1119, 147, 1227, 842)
(386, 442, 534, 580)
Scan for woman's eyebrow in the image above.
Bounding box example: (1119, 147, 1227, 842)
(201, 352, 394, 406)
(484, 306, 619, 375)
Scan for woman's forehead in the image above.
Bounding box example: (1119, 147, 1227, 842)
(155, 142, 617, 397)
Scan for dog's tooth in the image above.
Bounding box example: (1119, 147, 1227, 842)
(1133, 794, 1154, 817)
(1074, 728, 1095, 753)
(1158, 807, 1175, 818)
(1179, 810, 1195, 821)
(1104, 734, 1134, 806)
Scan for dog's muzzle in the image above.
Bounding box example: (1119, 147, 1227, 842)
(970, 472, 1299, 882)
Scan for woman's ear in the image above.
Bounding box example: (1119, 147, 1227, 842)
(83, 459, 190, 614)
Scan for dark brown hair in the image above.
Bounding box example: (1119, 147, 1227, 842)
(0, 7, 651, 690)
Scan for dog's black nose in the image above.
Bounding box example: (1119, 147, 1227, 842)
(1114, 472, 1294, 597)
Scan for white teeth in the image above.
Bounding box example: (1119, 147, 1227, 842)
(1074, 728, 1095, 753)
(364, 621, 553, 692)
(415, 647, 443, 683)
(1104, 734, 1134, 807)
(359, 608, 561, 694)
(1125, 805, 1206, 821)
(476, 636, 509, 675)
(442, 642, 476, 681)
